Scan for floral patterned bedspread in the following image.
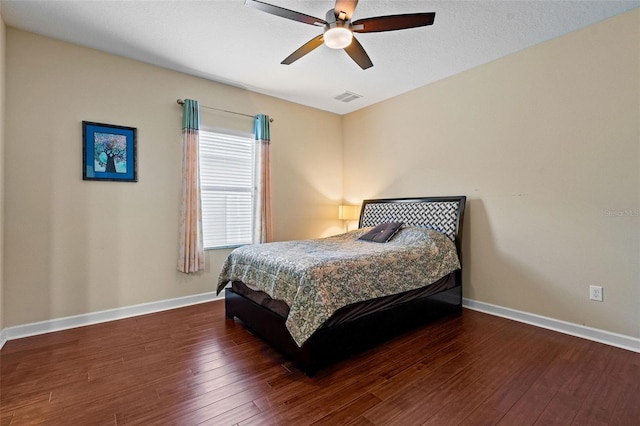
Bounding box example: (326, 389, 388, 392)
(216, 227, 461, 347)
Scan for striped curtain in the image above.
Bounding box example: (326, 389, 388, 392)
(177, 99, 205, 273)
(253, 114, 273, 243)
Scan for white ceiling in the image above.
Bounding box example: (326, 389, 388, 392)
(1, 0, 638, 115)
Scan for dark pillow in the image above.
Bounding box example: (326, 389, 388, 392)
(358, 222, 403, 243)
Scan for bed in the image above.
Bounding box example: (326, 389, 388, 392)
(217, 196, 466, 375)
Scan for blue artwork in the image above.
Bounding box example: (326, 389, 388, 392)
(83, 121, 137, 182)
(94, 132, 128, 173)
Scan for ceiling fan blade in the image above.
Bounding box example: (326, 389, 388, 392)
(334, 0, 358, 20)
(344, 36, 373, 70)
(245, 0, 326, 26)
(352, 12, 435, 33)
(281, 35, 325, 65)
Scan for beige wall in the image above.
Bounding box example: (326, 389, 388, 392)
(3, 29, 343, 327)
(0, 11, 6, 333)
(343, 10, 639, 338)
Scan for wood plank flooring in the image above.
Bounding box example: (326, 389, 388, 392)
(1, 300, 638, 425)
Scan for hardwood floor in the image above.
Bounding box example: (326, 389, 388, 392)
(1, 301, 638, 425)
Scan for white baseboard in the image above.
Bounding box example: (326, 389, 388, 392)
(0, 291, 223, 350)
(463, 298, 640, 353)
(2, 294, 637, 354)
(0, 328, 7, 351)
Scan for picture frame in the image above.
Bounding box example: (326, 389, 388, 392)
(82, 121, 137, 182)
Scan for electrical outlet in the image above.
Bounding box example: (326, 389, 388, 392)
(590, 285, 603, 302)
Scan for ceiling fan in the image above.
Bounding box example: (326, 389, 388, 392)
(245, 0, 436, 70)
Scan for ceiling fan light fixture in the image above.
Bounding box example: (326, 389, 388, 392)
(244, 0, 435, 70)
(324, 27, 353, 49)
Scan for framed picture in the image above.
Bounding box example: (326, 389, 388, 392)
(83, 121, 137, 182)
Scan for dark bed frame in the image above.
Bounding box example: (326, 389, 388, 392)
(224, 196, 467, 375)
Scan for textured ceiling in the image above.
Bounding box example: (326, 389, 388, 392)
(1, 0, 638, 114)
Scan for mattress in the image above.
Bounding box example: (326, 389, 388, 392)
(231, 271, 457, 329)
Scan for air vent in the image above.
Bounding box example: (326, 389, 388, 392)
(334, 91, 362, 103)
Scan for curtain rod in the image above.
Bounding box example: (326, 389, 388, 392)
(176, 99, 274, 123)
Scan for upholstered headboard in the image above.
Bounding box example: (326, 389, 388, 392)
(359, 196, 466, 255)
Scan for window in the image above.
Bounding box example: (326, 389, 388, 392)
(199, 129, 254, 249)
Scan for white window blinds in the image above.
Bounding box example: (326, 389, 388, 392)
(199, 130, 254, 249)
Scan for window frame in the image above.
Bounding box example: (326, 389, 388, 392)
(198, 126, 255, 250)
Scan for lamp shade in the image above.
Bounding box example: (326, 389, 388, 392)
(338, 205, 359, 221)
